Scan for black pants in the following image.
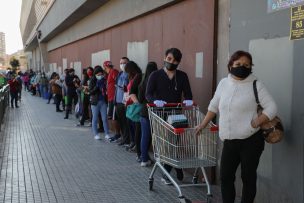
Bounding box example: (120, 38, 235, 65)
(116, 103, 130, 144)
(65, 93, 78, 118)
(80, 95, 90, 125)
(220, 130, 264, 203)
(54, 94, 62, 111)
(10, 92, 18, 107)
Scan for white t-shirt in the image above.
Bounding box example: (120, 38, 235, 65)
(208, 74, 277, 140)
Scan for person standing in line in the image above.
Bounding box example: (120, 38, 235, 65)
(124, 61, 142, 160)
(50, 74, 63, 112)
(77, 67, 94, 126)
(103, 61, 121, 142)
(8, 74, 20, 108)
(146, 48, 193, 184)
(89, 66, 110, 140)
(138, 62, 158, 167)
(39, 72, 48, 99)
(114, 57, 130, 146)
(64, 68, 79, 119)
(195, 50, 277, 203)
(16, 72, 23, 101)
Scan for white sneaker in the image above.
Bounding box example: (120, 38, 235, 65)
(105, 134, 111, 140)
(94, 135, 101, 140)
(141, 160, 151, 167)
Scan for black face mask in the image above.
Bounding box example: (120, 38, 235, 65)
(230, 66, 252, 79)
(164, 61, 178, 71)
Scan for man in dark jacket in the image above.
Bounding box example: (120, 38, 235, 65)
(146, 48, 193, 185)
(64, 68, 80, 119)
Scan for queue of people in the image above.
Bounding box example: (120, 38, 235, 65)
(6, 48, 278, 203)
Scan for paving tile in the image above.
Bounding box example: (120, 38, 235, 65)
(0, 92, 222, 203)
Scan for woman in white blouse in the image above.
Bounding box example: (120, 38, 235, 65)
(196, 50, 277, 203)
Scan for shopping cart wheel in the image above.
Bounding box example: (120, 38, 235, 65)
(148, 178, 154, 190)
(192, 176, 198, 184)
(179, 196, 191, 203)
(206, 194, 212, 203)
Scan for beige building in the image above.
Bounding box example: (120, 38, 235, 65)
(0, 32, 6, 66)
(20, 0, 54, 71)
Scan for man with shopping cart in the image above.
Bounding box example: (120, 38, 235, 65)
(146, 47, 193, 185)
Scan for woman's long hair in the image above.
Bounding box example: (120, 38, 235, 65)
(125, 61, 142, 80)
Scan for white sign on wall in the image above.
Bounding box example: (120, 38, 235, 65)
(195, 52, 204, 78)
(49, 63, 53, 73)
(53, 63, 57, 73)
(73, 61, 82, 79)
(127, 40, 148, 72)
(63, 58, 67, 70)
(91, 50, 110, 68)
(58, 66, 62, 75)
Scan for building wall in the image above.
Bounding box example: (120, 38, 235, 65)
(224, 0, 303, 202)
(44, 0, 175, 51)
(48, 0, 216, 110)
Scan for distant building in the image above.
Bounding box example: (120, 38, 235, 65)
(0, 32, 6, 66)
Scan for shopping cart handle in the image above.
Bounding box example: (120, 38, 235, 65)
(147, 103, 197, 107)
(210, 125, 219, 132)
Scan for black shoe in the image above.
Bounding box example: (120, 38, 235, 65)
(176, 169, 184, 181)
(125, 142, 135, 151)
(117, 141, 126, 146)
(64, 116, 68, 119)
(109, 134, 121, 142)
(56, 109, 63, 112)
(11, 106, 14, 108)
(15, 106, 19, 108)
(47, 101, 50, 104)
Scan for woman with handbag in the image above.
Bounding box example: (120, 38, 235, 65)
(195, 50, 278, 203)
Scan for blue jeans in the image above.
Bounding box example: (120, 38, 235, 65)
(91, 100, 109, 135)
(140, 116, 151, 162)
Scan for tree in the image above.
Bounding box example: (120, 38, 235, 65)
(9, 57, 20, 71)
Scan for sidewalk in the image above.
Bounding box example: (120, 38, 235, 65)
(0, 92, 222, 203)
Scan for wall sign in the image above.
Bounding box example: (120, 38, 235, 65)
(268, 0, 304, 13)
(290, 5, 304, 40)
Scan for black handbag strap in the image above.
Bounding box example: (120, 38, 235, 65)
(253, 80, 260, 104)
(253, 80, 263, 110)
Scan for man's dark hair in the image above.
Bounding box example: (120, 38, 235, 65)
(121, 57, 129, 62)
(165, 48, 182, 62)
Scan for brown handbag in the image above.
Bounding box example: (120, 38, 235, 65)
(253, 80, 284, 144)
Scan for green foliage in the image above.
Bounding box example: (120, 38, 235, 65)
(9, 57, 20, 71)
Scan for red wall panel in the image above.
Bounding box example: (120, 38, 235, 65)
(48, 0, 216, 110)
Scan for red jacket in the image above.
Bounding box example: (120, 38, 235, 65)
(8, 79, 19, 93)
(106, 68, 119, 102)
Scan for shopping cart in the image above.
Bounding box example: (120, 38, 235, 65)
(147, 103, 218, 203)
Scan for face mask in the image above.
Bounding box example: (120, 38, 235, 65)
(120, 64, 126, 71)
(230, 66, 252, 79)
(96, 75, 103, 80)
(164, 61, 178, 71)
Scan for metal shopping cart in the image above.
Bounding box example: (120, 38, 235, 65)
(147, 104, 218, 203)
